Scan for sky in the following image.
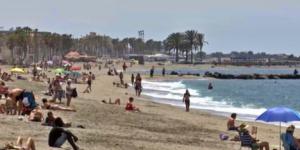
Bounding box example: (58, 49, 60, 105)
(0, 0, 300, 55)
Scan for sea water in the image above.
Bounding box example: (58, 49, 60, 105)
(142, 68, 300, 124)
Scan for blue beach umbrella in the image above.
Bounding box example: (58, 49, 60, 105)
(256, 107, 300, 150)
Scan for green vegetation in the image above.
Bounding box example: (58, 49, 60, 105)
(0, 27, 207, 65)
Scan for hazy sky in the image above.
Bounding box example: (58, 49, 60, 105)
(1, 0, 300, 55)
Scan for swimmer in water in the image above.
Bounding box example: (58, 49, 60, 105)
(208, 82, 213, 90)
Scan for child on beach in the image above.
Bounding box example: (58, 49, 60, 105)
(227, 113, 238, 131)
(125, 97, 140, 112)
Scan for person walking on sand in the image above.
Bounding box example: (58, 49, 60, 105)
(183, 89, 191, 112)
(83, 72, 92, 93)
(52, 75, 63, 103)
(65, 79, 74, 107)
(135, 73, 142, 96)
(162, 67, 166, 76)
(150, 66, 154, 78)
(131, 73, 135, 86)
(122, 62, 127, 72)
(119, 72, 124, 85)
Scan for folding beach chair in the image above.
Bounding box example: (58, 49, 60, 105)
(239, 132, 257, 150)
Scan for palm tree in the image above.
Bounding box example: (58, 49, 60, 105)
(165, 32, 183, 63)
(185, 30, 198, 63)
(196, 33, 208, 62)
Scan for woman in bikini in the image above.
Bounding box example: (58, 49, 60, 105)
(42, 98, 76, 112)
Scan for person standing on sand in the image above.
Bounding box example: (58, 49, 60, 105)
(135, 73, 142, 96)
(98, 64, 101, 71)
(162, 67, 166, 76)
(131, 73, 135, 86)
(183, 89, 191, 112)
(119, 72, 124, 85)
(83, 72, 92, 93)
(65, 79, 74, 107)
(150, 66, 154, 78)
(122, 62, 127, 72)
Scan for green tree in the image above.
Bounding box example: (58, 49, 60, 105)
(185, 30, 198, 63)
(165, 32, 183, 62)
(196, 33, 208, 62)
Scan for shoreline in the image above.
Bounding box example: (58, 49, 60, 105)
(0, 64, 297, 149)
(141, 77, 300, 128)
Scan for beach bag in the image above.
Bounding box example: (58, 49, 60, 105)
(71, 88, 78, 98)
(23, 91, 37, 109)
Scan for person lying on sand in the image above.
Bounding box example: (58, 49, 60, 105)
(42, 98, 76, 112)
(28, 108, 43, 122)
(125, 97, 140, 112)
(48, 118, 80, 150)
(42, 111, 71, 127)
(102, 98, 121, 105)
(3, 136, 36, 150)
(17, 75, 28, 80)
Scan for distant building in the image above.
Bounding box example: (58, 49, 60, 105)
(203, 57, 231, 64)
(230, 57, 269, 64)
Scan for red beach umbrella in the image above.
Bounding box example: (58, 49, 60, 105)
(70, 66, 81, 71)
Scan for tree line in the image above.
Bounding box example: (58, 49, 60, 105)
(0, 27, 207, 65)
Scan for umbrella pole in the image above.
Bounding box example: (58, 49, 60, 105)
(279, 122, 281, 150)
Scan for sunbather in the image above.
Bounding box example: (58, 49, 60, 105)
(102, 98, 121, 105)
(28, 108, 43, 122)
(42, 98, 76, 112)
(3, 136, 36, 150)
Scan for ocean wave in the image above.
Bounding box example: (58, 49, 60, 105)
(142, 80, 199, 96)
(142, 80, 267, 118)
(143, 80, 185, 88)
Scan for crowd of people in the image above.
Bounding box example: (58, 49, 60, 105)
(0, 59, 146, 149)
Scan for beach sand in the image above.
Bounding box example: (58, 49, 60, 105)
(0, 64, 297, 150)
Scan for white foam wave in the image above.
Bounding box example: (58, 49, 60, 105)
(142, 80, 199, 96)
(143, 80, 185, 88)
(142, 80, 267, 118)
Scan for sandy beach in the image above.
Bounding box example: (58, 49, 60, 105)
(0, 64, 297, 150)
